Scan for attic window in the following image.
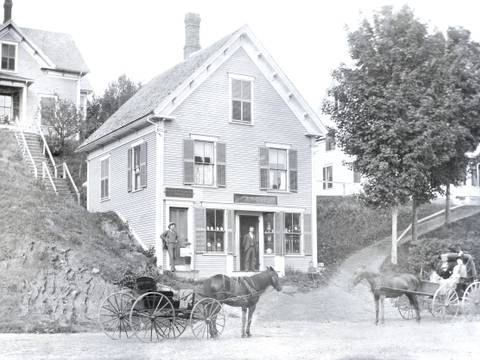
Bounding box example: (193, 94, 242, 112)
(230, 74, 254, 124)
(1, 43, 16, 71)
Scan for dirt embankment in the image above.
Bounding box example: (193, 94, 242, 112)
(0, 130, 159, 332)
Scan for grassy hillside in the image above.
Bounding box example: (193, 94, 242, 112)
(317, 196, 444, 269)
(0, 130, 186, 332)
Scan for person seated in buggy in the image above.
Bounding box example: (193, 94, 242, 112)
(434, 251, 475, 297)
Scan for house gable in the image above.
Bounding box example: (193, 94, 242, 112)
(79, 25, 326, 153)
(155, 26, 326, 137)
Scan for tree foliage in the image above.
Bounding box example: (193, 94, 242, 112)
(42, 96, 82, 155)
(83, 74, 140, 139)
(323, 6, 480, 213)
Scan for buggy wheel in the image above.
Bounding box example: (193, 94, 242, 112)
(432, 286, 460, 320)
(190, 298, 225, 339)
(170, 315, 189, 338)
(98, 292, 136, 340)
(129, 292, 175, 342)
(462, 281, 480, 320)
(396, 295, 415, 320)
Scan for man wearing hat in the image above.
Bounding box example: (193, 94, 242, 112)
(161, 222, 179, 272)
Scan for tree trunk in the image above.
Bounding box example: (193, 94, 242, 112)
(445, 183, 451, 224)
(411, 200, 418, 243)
(391, 206, 398, 265)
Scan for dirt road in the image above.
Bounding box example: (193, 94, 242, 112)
(1, 314, 479, 360)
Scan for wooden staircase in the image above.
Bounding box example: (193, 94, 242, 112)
(15, 122, 80, 203)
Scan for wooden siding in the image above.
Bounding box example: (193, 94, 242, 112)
(164, 48, 312, 210)
(88, 131, 157, 247)
(263, 256, 275, 268)
(285, 256, 312, 272)
(195, 255, 227, 277)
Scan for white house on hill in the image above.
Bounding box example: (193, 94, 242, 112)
(78, 14, 327, 277)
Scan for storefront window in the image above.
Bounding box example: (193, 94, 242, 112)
(206, 209, 224, 252)
(263, 212, 274, 254)
(284, 213, 301, 254)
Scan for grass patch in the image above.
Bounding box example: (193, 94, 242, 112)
(317, 196, 445, 270)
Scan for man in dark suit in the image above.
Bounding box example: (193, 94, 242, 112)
(243, 226, 256, 271)
(161, 222, 178, 272)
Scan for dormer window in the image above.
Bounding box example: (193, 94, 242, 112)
(230, 74, 253, 124)
(1, 43, 16, 71)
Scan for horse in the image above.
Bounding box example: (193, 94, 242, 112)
(350, 268, 421, 325)
(202, 266, 282, 338)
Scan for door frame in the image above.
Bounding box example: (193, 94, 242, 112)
(165, 202, 194, 271)
(235, 211, 264, 271)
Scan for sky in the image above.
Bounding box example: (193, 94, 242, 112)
(10, 0, 480, 111)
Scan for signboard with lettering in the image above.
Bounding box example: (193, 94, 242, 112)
(233, 193, 278, 205)
(165, 187, 194, 198)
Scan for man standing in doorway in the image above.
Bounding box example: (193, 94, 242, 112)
(243, 226, 256, 271)
(161, 222, 178, 272)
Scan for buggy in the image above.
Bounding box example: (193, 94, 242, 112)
(98, 276, 225, 342)
(393, 252, 480, 320)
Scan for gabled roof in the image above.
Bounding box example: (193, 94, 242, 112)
(0, 20, 89, 74)
(19, 27, 89, 73)
(78, 25, 327, 152)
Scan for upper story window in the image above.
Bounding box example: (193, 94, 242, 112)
(323, 166, 333, 189)
(1, 43, 16, 71)
(230, 74, 253, 124)
(100, 157, 110, 200)
(183, 138, 226, 187)
(194, 141, 214, 186)
(269, 148, 287, 191)
(127, 142, 147, 192)
(259, 145, 297, 192)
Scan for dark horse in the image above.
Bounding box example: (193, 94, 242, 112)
(202, 266, 282, 337)
(351, 268, 421, 325)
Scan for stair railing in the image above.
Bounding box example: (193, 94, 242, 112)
(14, 117, 38, 178)
(42, 161, 57, 194)
(62, 162, 80, 204)
(36, 120, 57, 178)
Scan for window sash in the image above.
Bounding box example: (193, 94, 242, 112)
(1, 44, 15, 71)
(284, 212, 301, 254)
(231, 78, 252, 123)
(268, 148, 288, 190)
(100, 158, 109, 199)
(132, 145, 142, 191)
(194, 141, 215, 185)
(206, 209, 225, 252)
(323, 166, 333, 189)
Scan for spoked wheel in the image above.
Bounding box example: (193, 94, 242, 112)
(432, 286, 460, 320)
(396, 295, 415, 320)
(98, 292, 136, 340)
(170, 313, 189, 338)
(129, 292, 175, 342)
(190, 298, 225, 339)
(462, 281, 480, 320)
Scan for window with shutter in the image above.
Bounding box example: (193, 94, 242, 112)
(216, 142, 226, 187)
(289, 149, 298, 192)
(184, 139, 195, 185)
(194, 207, 206, 253)
(303, 213, 312, 255)
(259, 147, 269, 190)
(127, 148, 132, 192)
(284, 213, 301, 254)
(100, 157, 110, 200)
(140, 142, 147, 188)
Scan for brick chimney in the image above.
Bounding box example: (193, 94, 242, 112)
(184, 13, 201, 59)
(3, 0, 12, 23)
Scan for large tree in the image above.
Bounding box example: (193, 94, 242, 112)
(83, 74, 140, 139)
(323, 6, 479, 263)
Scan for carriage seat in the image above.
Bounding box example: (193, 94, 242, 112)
(136, 276, 157, 293)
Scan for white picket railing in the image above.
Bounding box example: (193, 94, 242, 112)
(36, 121, 57, 178)
(62, 162, 80, 204)
(42, 161, 57, 194)
(14, 117, 38, 178)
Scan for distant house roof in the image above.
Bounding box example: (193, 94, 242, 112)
(19, 27, 89, 74)
(78, 32, 233, 151)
